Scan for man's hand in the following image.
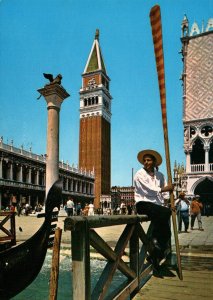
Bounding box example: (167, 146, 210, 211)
(161, 184, 174, 193)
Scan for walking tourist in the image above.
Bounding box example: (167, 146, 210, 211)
(134, 149, 173, 269)
(83, 203, 89, 216)
(88, 202, 95, 216)
(66, 197, 74, 217)
(120, 201, 126, 214)
(127, 204, 132, 215)
(175, 192, 190, 233)
(76, 202, 82, 215)
(190, 195, 204, 231)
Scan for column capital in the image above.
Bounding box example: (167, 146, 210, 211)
(38, 84, 70, 109)
(204, 146, 210, 151)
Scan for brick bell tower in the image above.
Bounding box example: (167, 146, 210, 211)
(79, 29, 112, 208)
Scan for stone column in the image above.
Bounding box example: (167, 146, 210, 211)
(27, 167, 32, 183)
(19, 165, 23, 182)
(0, 158, 2, 178)
(185, 151, 191, 173)
(204, 147, 209, 172)
(36, 169, 39, 185)
(38, 82, 70, 196)
(9, 163, 13, 180)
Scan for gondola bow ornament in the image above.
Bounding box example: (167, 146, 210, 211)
(149, 5, 183, 280)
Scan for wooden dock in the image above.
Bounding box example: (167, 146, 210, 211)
(133, 254, 213, 300)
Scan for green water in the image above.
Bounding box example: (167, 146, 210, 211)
(12, 253, 126, 300)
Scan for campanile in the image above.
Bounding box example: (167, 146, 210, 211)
(79, 29, 112, 208)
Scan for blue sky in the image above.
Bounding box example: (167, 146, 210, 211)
(0, 0, 212, 186)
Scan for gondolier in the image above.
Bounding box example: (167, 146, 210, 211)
(134, 149, 173, 269)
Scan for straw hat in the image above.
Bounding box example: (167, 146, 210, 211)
(137, 149, 162, 166)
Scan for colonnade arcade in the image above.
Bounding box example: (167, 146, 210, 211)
(0, 139, 94, 210)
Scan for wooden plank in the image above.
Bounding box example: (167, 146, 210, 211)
(92, 224, 135, 300)
(133, 269, 213, 300)
(0, 236, 13, 241)
(90, 229, 136, 279)
(129, 226, 139, 299)
(64, 215, 149, 231)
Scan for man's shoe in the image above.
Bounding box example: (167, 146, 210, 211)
(199, 228, 204, 231)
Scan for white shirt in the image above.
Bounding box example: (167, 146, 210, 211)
(67, 199, 74, 208)
(175, 199, 189, 211)
(134, 168, 168, 205)
(88, 203, 94, 210)
(88, 203, 94, 216)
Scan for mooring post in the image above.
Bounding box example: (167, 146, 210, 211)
(49, 227, 62, 300)
(71, 218, 91, 300)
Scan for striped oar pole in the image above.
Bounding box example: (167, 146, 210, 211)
(150, 4, 183, 280)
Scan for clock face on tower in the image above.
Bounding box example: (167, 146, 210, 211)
(87, 78, 97, 89)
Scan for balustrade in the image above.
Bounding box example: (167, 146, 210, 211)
(191, 164, 205, 172)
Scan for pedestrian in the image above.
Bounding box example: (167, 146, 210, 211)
(175, 192, 190, 233)
(120, 202, 126, 214)
(25, 203, 30, 216)
(76, 202, 82, 215)
(190, 195, 204, 231)
(127, 204, 132, 215)
(134, 149, 173, 269)
(66, 197, 74, 217)
(88, 202, 95, 216)
(83, 203, 89, 216)
(17, 202, 22, 216)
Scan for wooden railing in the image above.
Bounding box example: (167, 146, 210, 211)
(0, 211, 16, 250)
(64, 215, 163, 300)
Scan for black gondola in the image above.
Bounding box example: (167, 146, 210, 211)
(0, 180, 62, 299)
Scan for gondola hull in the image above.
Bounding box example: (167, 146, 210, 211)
(0, 180, 62, 299)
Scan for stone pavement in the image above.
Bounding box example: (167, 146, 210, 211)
(13, 214, 213, 254)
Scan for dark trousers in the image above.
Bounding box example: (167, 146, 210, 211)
(67, 208, 73, 217)
(136, 201, 171, 252)
(178, 210, 189, 232)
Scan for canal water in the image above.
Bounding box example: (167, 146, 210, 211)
(12, 250, 213, 299)
(12, 251, 127, 300)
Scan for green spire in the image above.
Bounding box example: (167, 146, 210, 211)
(84, 29, 107, 74)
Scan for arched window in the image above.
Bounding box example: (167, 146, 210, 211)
(190, 139, 205, 164)
(209, 140, 213, 163)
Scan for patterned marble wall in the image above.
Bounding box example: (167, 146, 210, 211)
(185, 33, 213, 121)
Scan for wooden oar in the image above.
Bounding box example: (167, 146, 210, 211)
(149, 4, 183, 280)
